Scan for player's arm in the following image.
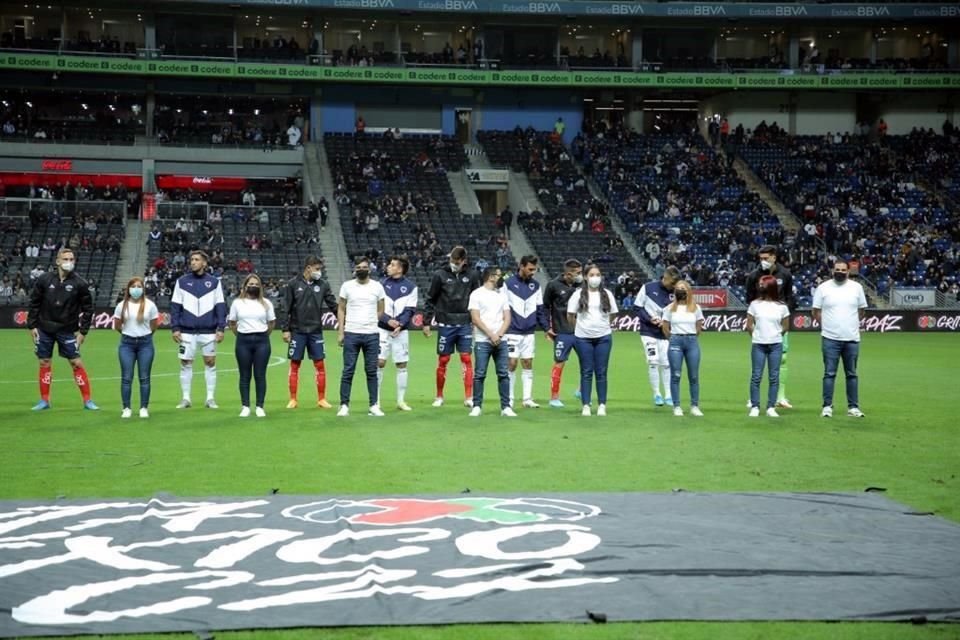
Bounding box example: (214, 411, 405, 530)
(169, 280, 183, 342)
(27, 275, 43, 337)
(745, 272, 758, 304)
(213, 281, 227, 338)
(324, 283, 338, 315)
(422, 272, 442, 335)
(77, 279, 94, 341)
(278, 281, 292, 333)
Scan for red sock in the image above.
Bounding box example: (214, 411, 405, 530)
(39, 364, 52, 402)
(288, 361, 301, 399)
(460, 353, 473, 399)
(551, 363, 563, 399)
(436, 354, 451, 398)
(314, 360, 326, 400)
(72, 364, 92, 402)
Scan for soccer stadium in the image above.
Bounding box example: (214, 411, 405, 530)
(0, 0, 958, 636)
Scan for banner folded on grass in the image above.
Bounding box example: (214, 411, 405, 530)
(1, 492, 959, 636)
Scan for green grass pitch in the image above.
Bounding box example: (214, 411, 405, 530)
(0, 329, 957, 640)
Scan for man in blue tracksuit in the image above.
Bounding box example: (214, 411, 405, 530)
(634, 265, 680, 406)
(503, 255, 550, 408)
(377, 255, 418, 411)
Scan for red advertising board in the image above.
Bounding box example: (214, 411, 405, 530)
(692, 287, 728, 308)
(40, 159, 73, 171)
(155, 175, 249, 191)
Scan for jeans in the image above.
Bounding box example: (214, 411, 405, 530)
(822, 337, 860, 409)
(118, 334, 154, 409)
(750, 342, 783, 409)
(236, 332, 271, 408)
(573, 334, 612, 406)
(341, 332, 379, 406)
(668, 334, 700, 407)
(472, 340, 510, 410)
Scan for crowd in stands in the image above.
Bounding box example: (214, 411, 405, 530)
(153, 100, 307, 148)
(403, 41, 482, 66)
(562, 46, 629, 69)
(331, 45, 397, 68)
(0, 91, 142, 144)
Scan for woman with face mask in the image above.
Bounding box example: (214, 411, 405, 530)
(566, 264, 619, 417)
(113, 277, 160, 419)
(228, 274, 276, 418)
(662, 280, 705, 417)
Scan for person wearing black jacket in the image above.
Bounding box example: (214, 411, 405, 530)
(27, 247, 98, 411)
(278, 256, 338, 409)
(542, 259, 583, 408)
(745, 245, 795, 409)
(422, 245, 481, 408)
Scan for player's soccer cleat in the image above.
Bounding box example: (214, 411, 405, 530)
(690, 406, 704, 417)
(205, 399, 219, 409)
(397, 402, 413, 412)
(31, 400, 50, 411)
(749, 407, 760, 417)
(255, 407, 266, 418)
(286, 399, 298, 409)
(821, 406, 833, 418)
(500, 407, 518, 417)
(121, 408, 132, 419)
(673, 406, 684, 417)
(766, 407, 780, 418)
(239, 406, 251, 418)
(432, 397, 444, 407)
(469, 406, 482, 417)
(337, 404, 349, 417)
(597, 404, 607, 417)
(549, 399, 564, 408)
(83, 400, 100, 411)
(522, 399, 540, 409)
(581, 405, 591, 417)
(654, 394, 664, 406)
(847, 407, 865, 418)
(368, 405, 385, 417)
(139, 408, 149, 419)
(776, 399, 794, 409)
(463, 398, 474, 408)
(317, 399, 333, 409)
(176, 399, 192, 409)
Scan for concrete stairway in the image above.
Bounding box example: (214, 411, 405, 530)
(112, 219, 146, 295)
(447, 172, 483, 216)
(305, 141, 350, 292)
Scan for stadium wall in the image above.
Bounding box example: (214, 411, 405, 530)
(874, 92, 956, 134)
(699, 91, 856, 135)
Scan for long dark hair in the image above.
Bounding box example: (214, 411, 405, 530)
(758, 274, 781, 302)
(119, 276, 147, 323)
(577, 264, 612, 314)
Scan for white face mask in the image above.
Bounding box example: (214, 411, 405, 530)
(572, 273, 584, 284)
(449, 262, 460, 273)
(587, 275, 602, 289)
(310, 270, 323, 281)
(760, 260, 773, 271)
(60, 261, 75, 273)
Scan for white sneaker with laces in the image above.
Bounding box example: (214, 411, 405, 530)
(690, 406, 704, 417)
(500, 406, 517, 417)
(673, 406, 684, 417)
(139, 408, 149, 419)
(847, 407, 865, 418)
(596, 404, 607, 417)
(337, 404, 350, 417)
(432, 397, 444, 407)
(255, 407, 266, 418)
(821, 406, 833, 418)
(205, 399, 219, 409)
(522, 399, 540, 409)
(239, 406, 251, 418)
(749, 407, 760, 417)
(469, 406, 482, 417)
(397, 402, 413, 412)
(464, 398, 474, 408)
(581, 405, 591, 417)
(766, 407, 780, 418)
(368, 404, 385, 417)
(121, 408, 132, 419)
(176, 399, 192, 409)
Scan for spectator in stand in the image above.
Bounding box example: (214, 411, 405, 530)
(355, 115, 366, 137)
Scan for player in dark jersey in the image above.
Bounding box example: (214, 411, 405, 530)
(542, 259, 583, 408)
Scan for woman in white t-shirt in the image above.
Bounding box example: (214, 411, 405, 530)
(662, 280, 704, 417)
(566, 265, 618, 417)
(228, 274, 276, 418)
(746, 275, 790, 418)
(113, 277, 160, 419)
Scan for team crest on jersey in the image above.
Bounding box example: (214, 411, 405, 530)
(528, 282, 536, 290)
(400, 286, 408, 294)
(205, 281, 213, 289)
(65, 285, 73, 291)
(313, 286, 321, 293)
(461, 277, 469, 283)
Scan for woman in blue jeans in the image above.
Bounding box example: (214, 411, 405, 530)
(746, 275, 790, 418)
(112, 277, 160, 419)
(566, 265, 618, 417)
(228, 274, 276, 418)
(662, 280, 704, 417)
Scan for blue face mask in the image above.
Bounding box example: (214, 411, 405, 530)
(129, 287, 144, 299)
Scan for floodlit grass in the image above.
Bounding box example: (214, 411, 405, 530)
(1, 329, 957, 639)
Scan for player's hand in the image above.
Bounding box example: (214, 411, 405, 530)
(215, 331, 225, 343)
(546, 329, 556, 342)
(391, 328, 401, 338)
(172, 331, 182, 343)
(337, 331, 345, 347)
(75, 332, 85, 347)
(30, 328, 39, 342)
(422, 326, 431, 338)
(651, 317, 662, 327)
(388, 319, 400, 329)
(282, 331, 291, 343)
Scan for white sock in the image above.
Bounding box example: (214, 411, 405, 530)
(180, 362, 193, 400)
(396, 368, 408, 404)
(648, 364, 661, 396)
(521, 369, 534, 402)
(204, 365, 216, 401)
(660, 365, 672, 399)
(508, 370, 516, 404)
(376, 367, 384, 405)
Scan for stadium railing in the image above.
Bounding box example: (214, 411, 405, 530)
(0, 197, 128, 221)
(154, 202, 308, 222)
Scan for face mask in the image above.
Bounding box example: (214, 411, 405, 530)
(356, 270, 370, 280)
(129, 287, 143, 299)
(675, 290, 688, 301)
(587, 275, 602, 289)
(833, 272, 848, 283)
(310, 270, 323, 281)
(247, 286, 261, 297)
(760, 260, 773, 271)
(449, 262, 460, 273)
(60, 261, 75, 272)
(495, 277, 504, 289)
(573, 273, 584, 284)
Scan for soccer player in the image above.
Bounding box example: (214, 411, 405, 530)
(170, 250, 226, 409)
(279, 256, 338, 409)
(543, 259, 582, 408)
(422, 245, 481, 408)
(745, 245, 795, 408)
(378, 256, 418, 411)
(337, 257, 386, 417)
(634, 266, 681, 407)
(27, 247, 98, 411)
(504, 255, 550, 409)
(467, 266, 515, 418)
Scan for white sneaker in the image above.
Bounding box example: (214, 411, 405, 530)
(463, 398, 474, 408)
(748, 406, 760, 417)
(581, 405, 591, 417)
(690, 406, 704, 417)
(139, 408, 149, 419)
(239, 406, 251, 418)
(847, 407, 865, 418)
(746, 400, 753, 409)
(821, 406, 833, 418)
(776, 399, 794, 409)
(176, 399, 191, 409)
(596, 404, 607, 417)
(432, 397, 444, 407)
(500, 406, 517, 417)
(673, 406, 684, 417)
(766, 407, 780, 418)
(121, 408, 132, 419)
(469, 406, 482, 417)
(337, 404, 350, 417)
(397, 402, 413, 412)
(522, 399, 540, 409)
(255, 407, 266, 418)
(205, 399, 219, 409)
(368, 404, 385, 417)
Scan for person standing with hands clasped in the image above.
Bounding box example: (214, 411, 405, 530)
(467, 267, 515, 418)
(566, 265, 618, 417)
(228, 274, 275, 418)
(812, 260, 867, 418)
(662, 280, 704, 417)
(746, 275, 790, 418)
(337, 258, 386, 417)
(113, 277, 159, 418)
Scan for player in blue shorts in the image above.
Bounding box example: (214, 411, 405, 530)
(542, 259, 583, 408)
